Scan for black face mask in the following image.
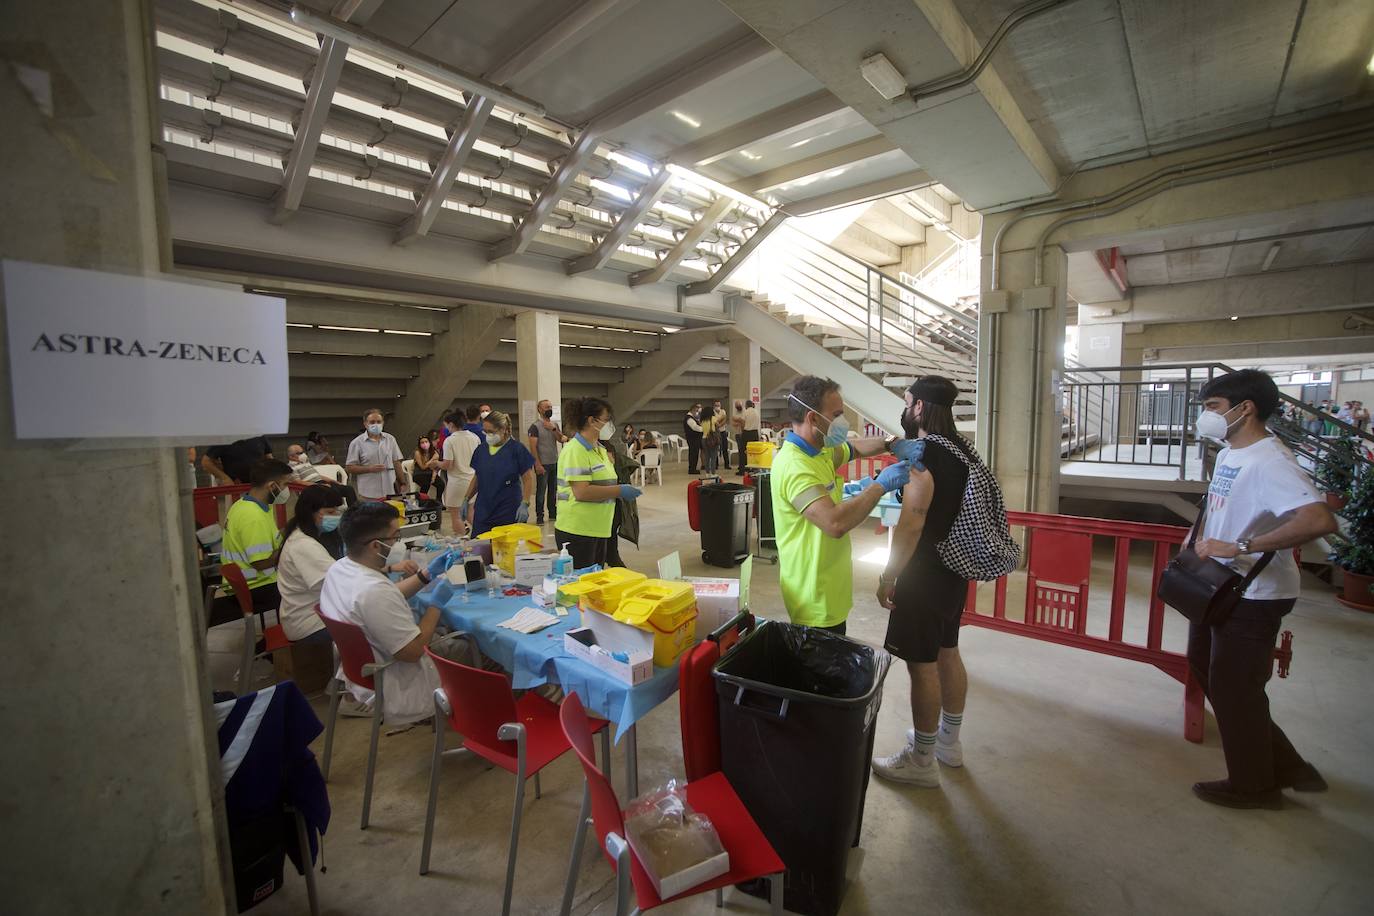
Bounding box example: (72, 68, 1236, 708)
(900, 405, 920, 439)
(542, 409, 553, 419)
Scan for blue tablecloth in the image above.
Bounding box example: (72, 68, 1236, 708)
(411, 579, 679, 740)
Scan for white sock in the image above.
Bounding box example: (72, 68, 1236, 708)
(939, 710, 963, 745)
(912, 729, 938, 762)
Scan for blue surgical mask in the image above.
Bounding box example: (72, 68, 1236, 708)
(319, 514, 341, 533)
(367, 422, 383, 435)
(789, 394, 849, 447)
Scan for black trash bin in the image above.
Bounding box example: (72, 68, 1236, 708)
(713, 621, 891, 916)
(698, 481, 754, 567)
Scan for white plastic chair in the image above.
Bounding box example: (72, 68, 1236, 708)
(634, 449, 663, 487)
(665, 434, 688, 462)
(313, 463, 347, 483)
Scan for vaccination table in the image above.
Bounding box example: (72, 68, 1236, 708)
(410, 578, 679, 796)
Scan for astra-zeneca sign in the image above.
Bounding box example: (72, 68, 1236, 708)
(3, 260, 287, 439)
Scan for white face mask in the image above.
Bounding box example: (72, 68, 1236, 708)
(487, 431, 505, 447)
(270, 483, 291, 505)
(1196, 404, 1243, 442)
(367, 422, 383, 435)
(599, 419, 617, 441)
(377, 538, 405, 567)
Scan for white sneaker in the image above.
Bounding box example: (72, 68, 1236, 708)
(872, 743, 940, 786)
(906, 728, 964, 767)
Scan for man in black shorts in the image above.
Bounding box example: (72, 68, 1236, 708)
(872, 376, 971, 788)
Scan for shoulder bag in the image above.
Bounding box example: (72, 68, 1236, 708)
(1156, 499, 1274, 626)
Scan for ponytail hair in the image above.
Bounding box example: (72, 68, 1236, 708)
(565, 397, 613, 433)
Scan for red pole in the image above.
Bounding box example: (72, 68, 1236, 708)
(1146, 541, 1169, 650)
(1109, 537, 1130, 642)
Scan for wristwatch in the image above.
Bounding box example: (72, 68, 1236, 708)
(417, 567, 432, 585)
(883, 434, 900, 451)
(1236, 538, 1253, 554)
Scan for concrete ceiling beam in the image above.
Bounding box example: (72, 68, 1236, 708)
(1081, 260, 1374, 326)
(669, 91, 847, 167)
(736, 135, 897, 195)
(1134, 308, 1374, 353)
(285, 297, 449, 333)
(288, 353, 422, 379)
(391, 306, 513, 444)
(286, 326, 432, 358)
(831, 222, 902, 267)
(783, 169, 934, 217)
(854, 200, 927, 247)
(605, 328, 726, 420)
(483, 0, 630, 86)
(289, 378, 407, 400)
(169, 183, 729, 327)
(718, 0, 1060, 209)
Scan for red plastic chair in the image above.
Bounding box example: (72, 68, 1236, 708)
(558, 692, 784, 916)
(421, 652, 609, 916)
(315, 608, 393, 829)
(218, 563, 290, 696)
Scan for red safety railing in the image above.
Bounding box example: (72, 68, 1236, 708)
(841, 451, 897, 483)
(959, 511, 1294, 744)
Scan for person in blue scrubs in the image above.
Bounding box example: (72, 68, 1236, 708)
(464, 409, 536, 536)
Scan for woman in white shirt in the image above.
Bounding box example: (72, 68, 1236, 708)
(276, 485, 347, 645)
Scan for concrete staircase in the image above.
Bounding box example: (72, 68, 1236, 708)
(731, 224, 979, 432)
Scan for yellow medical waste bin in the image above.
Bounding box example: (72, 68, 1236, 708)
(614, 579, 699, 667)
(559, 567, 647, 614)
(746, 441, 776, 468)
(478, 523, 544, 575)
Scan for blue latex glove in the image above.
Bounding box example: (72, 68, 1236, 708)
(876, 460, 911, 493)
(514, 501, 530, 523)
(427, 550, 452, 580)
(842, 480, 867, 497)
(619, 484, 643, 501)
(890, 437, 927, 471)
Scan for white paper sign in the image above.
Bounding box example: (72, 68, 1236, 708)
(3, 260, 287, 439)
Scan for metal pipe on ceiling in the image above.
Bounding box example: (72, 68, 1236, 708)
(1031, 136, 1374, 285)
(909, 0, 1079, 104)
(1120, 221, 1374, 261)
(991, 121, 1374, 289)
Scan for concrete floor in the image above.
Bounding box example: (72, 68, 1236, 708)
(211, 460, 1374, 915)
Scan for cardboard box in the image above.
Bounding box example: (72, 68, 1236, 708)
(514, 551, 558, 587)
(563, 627, 653, 686)
(684, 577, 742, 633)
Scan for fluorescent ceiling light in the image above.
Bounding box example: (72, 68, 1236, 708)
(1368, 52, 1374, 74)
(1230, 315, 1239, 321)
(860, 53, 908, 101)
(739, 150, 762, 161)
(669, 110, 701, 128)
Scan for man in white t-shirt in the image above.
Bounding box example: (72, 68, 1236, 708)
(345, 408, 405, 500)
(1188, 369, 1337, 809)
(439, 409, 480, 534)
(319, 502, 455, 725)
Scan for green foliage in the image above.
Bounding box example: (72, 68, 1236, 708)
(1331, 462, 1374, 575)
(1315, 436, 1360, 496)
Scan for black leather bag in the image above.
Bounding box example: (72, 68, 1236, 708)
(1157, 501, 1274, 626)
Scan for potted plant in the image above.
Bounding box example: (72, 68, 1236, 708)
(1331, 464, 1374, 612)
(1316, 436, 1359, 510)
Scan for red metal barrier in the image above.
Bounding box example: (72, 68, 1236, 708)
(961, 511, 1294, 744)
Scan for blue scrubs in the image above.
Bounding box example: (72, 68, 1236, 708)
(470, 439, 535, 536)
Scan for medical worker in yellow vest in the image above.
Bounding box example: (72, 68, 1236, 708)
(555, 396, 642, 569)
(771, 376, 924, 634)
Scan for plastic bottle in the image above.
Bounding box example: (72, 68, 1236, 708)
(552, 545, 573, 576)
(487, 564, 501, 598)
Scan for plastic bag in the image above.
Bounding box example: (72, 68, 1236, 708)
(716, 620, 875, 699)
(623, 781, 727, 890)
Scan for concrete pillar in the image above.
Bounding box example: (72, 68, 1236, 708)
(1076, 320, 1125, 448)
(516, 310, 561, 430)
(729, 336, 761, 408)
(1, 0, 231, 911)
(979, 211, 1067, 513)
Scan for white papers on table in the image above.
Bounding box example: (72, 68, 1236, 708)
(497, 606, 560, 634)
